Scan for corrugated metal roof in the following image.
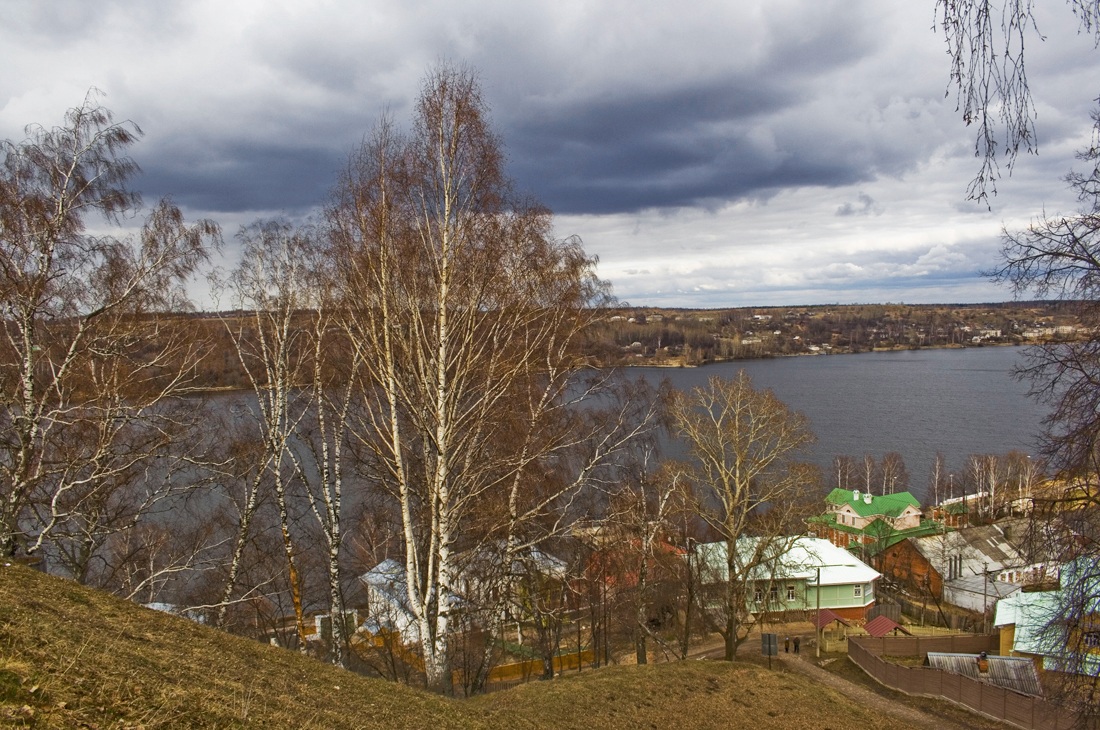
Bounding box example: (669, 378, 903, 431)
(926, 653, 1043, 697)
(911, 524, 1026, 576)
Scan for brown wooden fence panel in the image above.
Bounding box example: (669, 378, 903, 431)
(1003, 691, 1035, 729)
(1051, 705, 1082, 730)
(858, 634, 1000, 657)
(847, 638, 1073, 730)
(940, 671, 962, 703)
(920, 667, 942, 696)
(979, 683, 1007, 720)
(959, 675, 983, 710)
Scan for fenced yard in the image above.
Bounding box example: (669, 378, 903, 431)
(848, 637, 1081, 730)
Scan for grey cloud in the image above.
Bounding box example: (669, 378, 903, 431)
(138, 140, 344, 215)
(836, 192, 879, 216)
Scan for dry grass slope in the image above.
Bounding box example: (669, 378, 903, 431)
(0, 564, 917, 729)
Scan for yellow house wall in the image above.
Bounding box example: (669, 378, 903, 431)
(999, 624, 1015, 656)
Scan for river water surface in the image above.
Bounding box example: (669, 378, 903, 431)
(632, 346, 1048, 503)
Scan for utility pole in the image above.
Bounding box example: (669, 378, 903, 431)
(811, 563, 849, 659)
(815, 566, 822, 658)
(983, 561, 989, 635)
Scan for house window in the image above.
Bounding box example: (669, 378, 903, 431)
(754, 588, 763, 604)
(769, 586, 778, 603)
(854, 585, 863, 598)
(787, 585, 796, 602)
(1084, 631, 1100, 649)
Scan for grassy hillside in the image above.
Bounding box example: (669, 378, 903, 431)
(0, 564, 915, 729)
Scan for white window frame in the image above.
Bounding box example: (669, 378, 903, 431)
(854, 585, 863, 598)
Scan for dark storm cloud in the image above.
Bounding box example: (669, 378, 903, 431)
(137, 140, 345, 215)
(495, 16, 932, 216)
(2, 0, 1096, 306)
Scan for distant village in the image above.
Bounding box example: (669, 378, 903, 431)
(245, 467, 1094, 724)
(590, 301, 1086, 366)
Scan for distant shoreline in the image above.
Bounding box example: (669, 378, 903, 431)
(620, 341, 1025, 369)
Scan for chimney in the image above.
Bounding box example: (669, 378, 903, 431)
(852, 489, 860, 501)
(863, 493, 873, 505)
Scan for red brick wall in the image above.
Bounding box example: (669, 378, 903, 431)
(880, 539, 942, 598)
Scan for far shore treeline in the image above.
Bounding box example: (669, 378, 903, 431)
(167, 300, 1082, 390)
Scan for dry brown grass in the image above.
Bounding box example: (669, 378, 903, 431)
(0, 564, 926, 729)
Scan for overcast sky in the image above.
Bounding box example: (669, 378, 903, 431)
(3, 0, 1099, 308)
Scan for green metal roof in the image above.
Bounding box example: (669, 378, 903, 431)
(825, 488, 920, 518)
(809, 513, 946, 551)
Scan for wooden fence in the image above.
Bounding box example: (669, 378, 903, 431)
(853, 633, 998, 657)
(848, 638, 1081, 730)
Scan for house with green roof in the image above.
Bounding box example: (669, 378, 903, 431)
(808, 488, 944, 557)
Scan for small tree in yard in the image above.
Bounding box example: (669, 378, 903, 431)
(667, 372, 816, 661)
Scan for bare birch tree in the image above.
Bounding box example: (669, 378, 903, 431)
(880, 452, 909, 495)
(216, 221, 315, 652)
(0, 93, 217, 564)
(667, 372, 816, 661)
(327, 64, 645, 692)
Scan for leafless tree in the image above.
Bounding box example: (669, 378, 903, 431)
(605, 445, 688, 665)
(880, 452, 909, 495)
(833, 455, 857, 490)
(0, 92, 218, 569)
(860, 454, 877, 494)
(992, 106, 1100, 725)
(936, 0, 1100, 202)
(214, 221, 316, 653)
(327, 63, 649, 692)
(667, 372, 816, 660)
(965, 453, 1003, 519)
(929, 452, 950, 507)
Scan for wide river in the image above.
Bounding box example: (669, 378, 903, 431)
(631, 346, 1048, 503)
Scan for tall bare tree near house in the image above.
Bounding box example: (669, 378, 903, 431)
(0, 93, 218, 564)
(965, 453, 1001, 520)
(667, 372, 816, 661)
(879, 452, 909, 495)
(929, 452, 950, 509)
(290, 260, 364, 669)
(833, 455, 857, 490)
(219, 221, 361, 666)
(604, 439, 687, 665)
(327, 64, 645, 692)
(992, 108, 1100, 724)
(860, 454, 876, 494)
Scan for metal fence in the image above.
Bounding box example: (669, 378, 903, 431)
(848, 638, 1081, 730)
